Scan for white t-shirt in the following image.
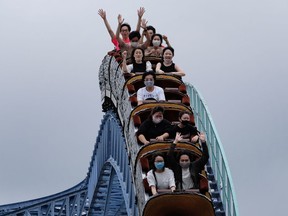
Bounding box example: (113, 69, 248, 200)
(147, 168, 176, 189)
(182, 168, 194, 189)
(137, 86, 166, 102)
(127, 61, 152, 73)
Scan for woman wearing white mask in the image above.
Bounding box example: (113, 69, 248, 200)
(136, 71, 165, 105)
(137, 106, 172, 145)
(147, 153, 176, 195)
(167, 132, 209, 190)
(145, 33, 164, 57)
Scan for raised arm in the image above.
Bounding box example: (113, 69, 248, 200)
(116, 14, 126, 47)
(163, 35, 172, 47)
(136, 7, 145, 32)
(98, 9, 115, 40)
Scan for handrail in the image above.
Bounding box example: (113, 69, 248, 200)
(186, 83, 239, 216)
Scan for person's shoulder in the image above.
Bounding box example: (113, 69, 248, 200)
(164, 167, 174, 173)
(154, 86, 164, 91)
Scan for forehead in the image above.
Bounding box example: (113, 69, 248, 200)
(164, 49, 173, 54)
(121, 26, 129, 30)
(134, 49, 143, 53)
(144, 74, 154, 79)
(155, 156, 164, 161)
(153, 35, 160, 40)
(180, 155, 190, 160)
(181, 113, 190, 118)
(153, 111, 163, 116)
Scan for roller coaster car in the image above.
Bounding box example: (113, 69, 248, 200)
(124, 56, 162, 71)
(135, 142, 209, 193)
(124, 74, 186, 95)
(142, 192, 215, 216)
(130, 102, 195, 129)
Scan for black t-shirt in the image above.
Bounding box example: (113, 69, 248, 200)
(137, 119, 172, 141)
(171, 124, 198, 139)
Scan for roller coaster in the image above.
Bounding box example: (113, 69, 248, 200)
(0, 54, 239, 216)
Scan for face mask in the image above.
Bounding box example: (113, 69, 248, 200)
(181, 120, 190, 126)
(152, 116, 163, 124)
(152, 40, 161, 47)
(144, 80, 154, 87)
(179, 161, 190, 169)
(131, 42, 138, 48)
(154, 162, 165, 170)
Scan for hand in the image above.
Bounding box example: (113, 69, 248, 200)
(141, 18, 148, 29)
(98, 9, 106, 20)
(138, 7, 145, 18)
(157, 70, 165, 74)
(174, 132, 183, 143)
(191, 135, 199, 143)
(118, 14, 124, 24)
(163, 35, 168, 41)
(122, 51, 127, 59)
(199, 132, 206, 142)
(144, 140, 150, 145)
(156, 135, 164, 141)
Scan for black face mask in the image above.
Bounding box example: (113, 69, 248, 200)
(181, 120, 190, 126)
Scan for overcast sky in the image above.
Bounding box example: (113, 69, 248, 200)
(0, 1, 287, 215)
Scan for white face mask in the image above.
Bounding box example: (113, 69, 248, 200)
(131, 42, 138, 48)
(152, 116, 163, 124)
(152, 40, 161, 47)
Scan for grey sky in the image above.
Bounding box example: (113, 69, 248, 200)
(0, 1, 287, 215)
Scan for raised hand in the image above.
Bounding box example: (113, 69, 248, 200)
(118, 14, 124, 25)
(98, 9, 106, 20)
(199, 132, 206, 142)
(138, 7, 145, 18)
(141, 18, 148, 29)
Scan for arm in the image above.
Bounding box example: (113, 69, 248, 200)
(163, 35, 172, 47)
(155, 132, 169, 141)
(193, 133, 209, 168)
(156, 62, 165, 74)
(151, 185, 158, 195)
(158, 87, 166, 101)
(136, 7, 145, 32)
(137, 88, 144, 105)
(172, 64, 185, 77)
(98, 9, 115, 40)
(146, 61, 152, 71)
(138, 134, 150, 145)
(121, 51, 129, 73)
(116, 14, 127, 49)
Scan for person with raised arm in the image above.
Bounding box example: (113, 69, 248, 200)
(145, 33, 164, 57)
(121, 48, 152, 75)
(155, 47, 185, 77)
(116, 10, 151, 57)
(171, 111, 199, 143)
(98, 9, 131, 51)
(167, 132, 209, 190)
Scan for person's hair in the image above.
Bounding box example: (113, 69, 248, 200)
(150, 33, 163, 47)
(178, 111, 191, 119)
(131, 48, 145, 64)
(142, 70, 156, 82)
(162, 46, 175, 56)
(129, 31, 141, 40)
(147, 25, 156, 34)
(178, 150, 193, 162)
(120, 23, 131, 32)
(151, 152, 165, 171)
(149, 106, 165, 119)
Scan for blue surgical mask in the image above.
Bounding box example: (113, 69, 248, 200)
(154, 162, 165, 170)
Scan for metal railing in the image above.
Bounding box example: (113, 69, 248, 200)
(186, 83, 239, 216)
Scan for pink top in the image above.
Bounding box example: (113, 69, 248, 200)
(112, 36, 130, 51)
